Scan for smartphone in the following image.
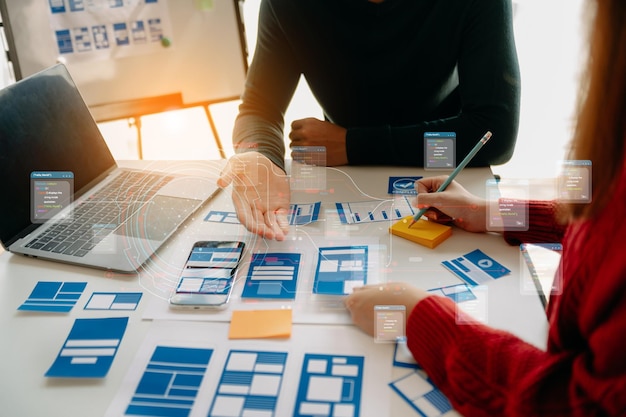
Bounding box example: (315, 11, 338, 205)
(169, 240, 246, 309)
(519, 243, 562, 309)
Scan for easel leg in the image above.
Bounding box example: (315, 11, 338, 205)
(128, 116, 143, 160)
(204, 105, 227, 159)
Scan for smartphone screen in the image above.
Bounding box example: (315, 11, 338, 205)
(169, 241, 245, 309)
(520, 243, 562, 309)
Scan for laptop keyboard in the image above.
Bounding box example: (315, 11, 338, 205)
(25, 171, 173, 257)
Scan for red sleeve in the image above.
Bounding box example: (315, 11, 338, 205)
(406, 296, 626, 416)
(502, 200, 566, 246)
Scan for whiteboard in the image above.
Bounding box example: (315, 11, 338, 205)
(0, 0, 247, 121)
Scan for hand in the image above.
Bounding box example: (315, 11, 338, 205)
(344, 282, 431, 337)
(289, 117, 348, 166)
(415, 176, 487, 233)
(217, 152, 290, 241)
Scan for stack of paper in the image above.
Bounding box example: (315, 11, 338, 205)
(389, 216, 452, 249)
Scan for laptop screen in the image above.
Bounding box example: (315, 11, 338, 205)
(0, 64, 116, 247)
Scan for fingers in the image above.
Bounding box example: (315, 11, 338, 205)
(274, 208, 290, 234)
(263, 209, 286, 241)
(231, 195, 289, 241)
(218, 154, 253, 189)
(289, 117, 323, 144)
(220, 152, 292, 241)
(290, 117, 318, 131)
(217, 159, 236, 189)
(415, 175, 449, 193)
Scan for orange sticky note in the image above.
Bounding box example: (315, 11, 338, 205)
(228, 309, 292, 339)
(390, 216, 452, 249)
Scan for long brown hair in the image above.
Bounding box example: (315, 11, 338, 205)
(564, 0, 626, 220)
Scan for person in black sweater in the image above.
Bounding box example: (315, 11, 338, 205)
(218, 0, 521, 240)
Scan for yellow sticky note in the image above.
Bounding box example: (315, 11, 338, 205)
(229, 309, 292, 339)
(390, 216, 452, 249)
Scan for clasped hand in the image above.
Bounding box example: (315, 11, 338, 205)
(289, 117, 348, 166)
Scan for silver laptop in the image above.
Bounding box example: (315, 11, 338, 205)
(0, 64, 220, 272)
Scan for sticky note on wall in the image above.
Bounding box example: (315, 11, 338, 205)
(390, 216, 452, 249)
(195, 0, 213, 11)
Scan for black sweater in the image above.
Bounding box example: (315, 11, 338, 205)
(233, 0, 521, 170)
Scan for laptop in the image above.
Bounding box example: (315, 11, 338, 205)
(0, 64, 220, 272)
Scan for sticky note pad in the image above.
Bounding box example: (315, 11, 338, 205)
(390, 216, 452, 249)
(229, 309, 292, 339)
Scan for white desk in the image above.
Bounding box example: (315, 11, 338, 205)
(0, 162, 548, 417)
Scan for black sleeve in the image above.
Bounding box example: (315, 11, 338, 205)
(346, 0, 521, 167)
(231, 0, 301, 172)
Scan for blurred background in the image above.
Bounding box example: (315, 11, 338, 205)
(0, 0, 585, 179)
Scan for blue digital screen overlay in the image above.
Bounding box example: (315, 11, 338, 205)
(291, 146, 327, 191)
(557, 160, 592, 203)
(113, 22, 130, 46)
(92, 25, 110, 50)
(375, 305, 406, 343)
(186, 245, 244, 268)
(313, 246, 368, 295)
(208, 350, 288, 417)
(390, 369, 453, 416)
(176, 242, 244, 296)
(68, 0, 85, 12)
(204, 204, 321, 226)
(176, 268, 233, 295)
(393, 341, 420, 369)
(520, 243, 563, 309)
(132, 21, 148, 44)
(46, 317, 128, 378)
(147, 18, 164, 42)
(424, 132, 456, 170)
(49, 0, 66, 14)
(387, 176, 423, 195)
(241, 253, 301, 300)
(485, 178, 529, 232)
(18, 281, 86, 313)
(126, 346, 213, 417)
(55, 29, 74, 53)
(441, 249, 510, 286)
(204, 210, 241, 224)
(288, 202, 321, 225)
(84, 292, 143, 310)
(73, 27, 92, 52)
(336, 196, 415, 224)
(427, 283, 477, 303)
(293, 354, 364, 417)
(31, 171, 74, 223)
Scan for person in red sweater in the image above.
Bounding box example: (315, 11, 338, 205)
(344, 0, 626, 415)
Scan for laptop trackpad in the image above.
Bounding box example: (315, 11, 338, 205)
(114, 195, 201, 241)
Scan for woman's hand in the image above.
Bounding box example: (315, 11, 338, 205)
(344, 283, 431, 337)
(415, 176, 488, 233)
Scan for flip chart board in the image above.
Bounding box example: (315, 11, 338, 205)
(0, 0, 248, 121)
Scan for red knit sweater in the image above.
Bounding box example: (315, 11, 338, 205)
(407, 167, 626, 416)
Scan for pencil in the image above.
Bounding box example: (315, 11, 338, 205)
(408, 131, 493, 228)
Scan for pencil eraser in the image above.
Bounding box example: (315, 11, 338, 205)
(389, 216, 452, 249)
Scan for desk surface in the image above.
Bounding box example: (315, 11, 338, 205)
(0, 162, 548, 417)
